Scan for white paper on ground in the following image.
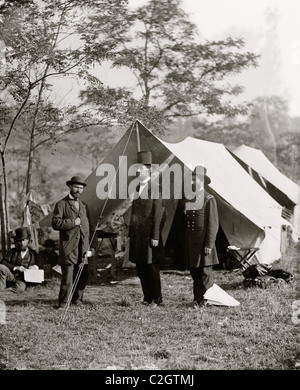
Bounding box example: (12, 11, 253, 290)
(24, 269, 44, 283)
(204, 283, 240, 306)
(52, 265, 62, 275)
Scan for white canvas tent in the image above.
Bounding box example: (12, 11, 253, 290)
(161, 136, 287, 265)
(39, 120, 288, 266)
(231, 144, 300, 242)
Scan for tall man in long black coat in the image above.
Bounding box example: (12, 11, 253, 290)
(128, 151, 165, 305)
(184, 166, 219, 306)
(52, 175, 96, 309)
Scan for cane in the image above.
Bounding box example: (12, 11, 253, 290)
(58, 252, 90, 325)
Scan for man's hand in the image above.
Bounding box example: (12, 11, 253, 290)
(90, 247, 96, 257)
(29, 265, 39, 270)
(75, 217, 81, 226)
(13, 266, 26, 273)
(151, 239, 159, 247)
(204, 247, 212, 256)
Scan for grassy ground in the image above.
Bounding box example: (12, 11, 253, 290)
(0, 242, 299, 371)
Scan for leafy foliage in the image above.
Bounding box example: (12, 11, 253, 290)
(176, 96, 300, 185)
(84, 0, 258, 124)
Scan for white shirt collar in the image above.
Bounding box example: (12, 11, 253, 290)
(69, 194, 78, 201)
(20, 248, 28, 258)
(139, 177, 150, 195)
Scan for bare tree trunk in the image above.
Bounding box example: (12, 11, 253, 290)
(25, 139, 34, 195)
(0, 149, 9, 251)
(25, 5, 66, 194)
(0, 180, 7, 255)
(25, 70, 48, 195)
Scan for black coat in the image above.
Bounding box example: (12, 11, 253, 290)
(128, 184, 165, 265)
(52, 196, 96, 265)
(184, 191, 219, 268)
(0, 247, 37, 271)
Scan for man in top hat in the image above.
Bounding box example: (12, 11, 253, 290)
(52, 175, 97, 309)
(0, 227, 39, 293)
(183, 166, 219, 306)
(128, 151, 166, 306)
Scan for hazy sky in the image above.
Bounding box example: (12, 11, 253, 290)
(180, 0, 300, 117)
(53, 0, 300, 118)
(127, 0, 300, 117)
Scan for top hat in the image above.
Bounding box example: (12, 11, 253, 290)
(137, 151, 152, 166)
(66, 175, 87, 187)
(14, 227, 31, 242)
(192, 165, 211, 185)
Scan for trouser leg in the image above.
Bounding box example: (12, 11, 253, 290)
(10, 278, 26, 293)
(72, 264, 89, 304)
(148, 264, 162, 304)
(59, 264, 74, 307)
(136, 264, 152, 303)
(71, 239, 88, 304)
(190, 266, 214, 302)
(0, 264, 16, 290)
(136, 264, 162, 304)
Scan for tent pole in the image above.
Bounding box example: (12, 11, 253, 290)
(136, 121, 140, 152)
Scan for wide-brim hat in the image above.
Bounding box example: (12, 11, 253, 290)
(192, 165, 211, 185)
(137, 151, 152, 166)
(14, 227, 31, 242)
(66, 175, 87, 187)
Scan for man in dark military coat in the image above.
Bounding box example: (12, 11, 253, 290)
(128, 151, 165, 305)
(52, 175, 96, 309)
(184, 166, 219, 306)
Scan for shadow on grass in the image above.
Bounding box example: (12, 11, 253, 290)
(218, 281, 245, 290)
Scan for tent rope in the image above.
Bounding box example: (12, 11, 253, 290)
(59, 121, 136, 325)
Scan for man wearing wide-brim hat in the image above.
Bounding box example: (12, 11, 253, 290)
(0, 227, 39, 293)
(183, 165, 219, 307)
(52, 175, 97, 309)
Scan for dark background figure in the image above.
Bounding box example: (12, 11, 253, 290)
(0, 227, 38, 293)
(52, 175, 97, 309)
(128, 151, 166, 306)
(183, 166, 219, 306)
(38, 239, 59, 279)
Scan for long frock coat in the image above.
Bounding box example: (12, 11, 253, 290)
(184, 191, 219, 268)
(52, 196, 95, 265)
(128, 184, 165, 265)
